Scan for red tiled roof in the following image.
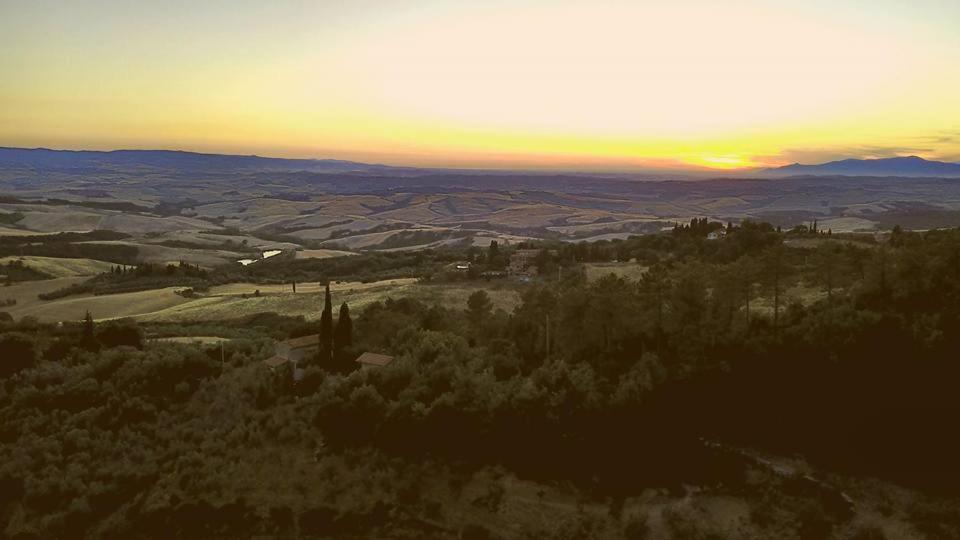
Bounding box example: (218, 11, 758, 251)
(356, 352, 394, 367)
(263, 355, 289, 368)
(283, 334, 320, 349)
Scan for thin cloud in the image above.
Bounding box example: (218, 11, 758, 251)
(908, 130, 960, 145)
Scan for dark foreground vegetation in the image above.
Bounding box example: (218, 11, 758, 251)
(2, 222, 960, 538)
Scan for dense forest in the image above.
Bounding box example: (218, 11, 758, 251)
(2, 222, 960, 538)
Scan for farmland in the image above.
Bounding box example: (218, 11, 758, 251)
(583, 261, 648, 282)
(0, 255, 114, 277)
(139, 280, 521, 323)
(4, 149, 960, 265)
(0, 266, 522, 323)
(6, 286, 194, 322)
(4, 150, 960, 537)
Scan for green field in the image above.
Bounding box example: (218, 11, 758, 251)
(0, 255, 114, 277)
(0, 277, 88, 313)
(140, 280, 522, 322)
(0, 273, 522, 323)
(294, 249, 357, 260)
(152, 336, 232, 345)
(6, 286, 194, 322)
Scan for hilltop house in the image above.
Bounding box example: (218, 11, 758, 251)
(263, 334, 319, 380)
(706, 229, 727, 240)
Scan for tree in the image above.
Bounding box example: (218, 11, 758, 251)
(319, 283, 333, 364)
(0, 332, 35, 377)
(97, 320, 144, 349)
(487, 240, 499, 263)
(81, 310, 99, 351)
(760, 245, 795, 330)
(466, 290, 493, 325)
(807, 241, 850, 304)
(731, 255, 761, 323)
(334, 302, 352, 350)
(639, 264, 670, 354)
(486, 240, 506, 270)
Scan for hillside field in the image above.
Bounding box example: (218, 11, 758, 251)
(0, 255, 114, 277)
(5, 286, 195, 322)
(140, 280, 522, 322)
(584, 261, 649, 282)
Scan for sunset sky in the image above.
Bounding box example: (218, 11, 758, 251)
(1, 0, 958, 170)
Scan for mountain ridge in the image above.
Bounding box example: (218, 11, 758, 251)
(765, 155, 960, 178)
(2, 146, 960, 178)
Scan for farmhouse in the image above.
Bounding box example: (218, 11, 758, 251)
(263, 355, 289, 370)
(276, 334, 320, 362)
(263, 333, 319, 371)
(508, 249, 541, 276)
(706, 229, 727, 240)
(356, 352, 394, 368)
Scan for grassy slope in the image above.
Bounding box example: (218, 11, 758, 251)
(0, 277, 88, 311)
(0, 255, 114, 277)
(140, 280, 521, 322)
(79, 241, 242, 267)
(6, 286, 194, 322)
(584, 262, 649, 282)
(294, 249, 357, 260)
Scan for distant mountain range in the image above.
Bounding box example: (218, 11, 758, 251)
(2, 147, 960, 179)
(764, 156, 960, 178)
(0, 147, 408, 175)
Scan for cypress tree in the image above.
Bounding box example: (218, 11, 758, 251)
(81, 310, 98, 351)
(83, 310, 94, 341)
(319, 283, 333, 363)
(334, 302, 352, 350)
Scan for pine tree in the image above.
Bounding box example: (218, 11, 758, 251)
(761, 245, 795, 331)
(319, 283, 333, 363)
(334, 302, 352, 350)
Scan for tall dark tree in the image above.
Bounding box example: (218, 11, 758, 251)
(319, 283, 333, 363)
(81, 310, 99, 351)
(640, 264, 670, 354)
(487, 240, 499, 262)
(467, 290, 493, 326)
(807, 241, 850, 304)
(0, 332, 36, 378)
(760, 244, 795, 330)
(334, 302, 352, 350)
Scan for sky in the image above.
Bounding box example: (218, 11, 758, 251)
(1, 0, 958, 170)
